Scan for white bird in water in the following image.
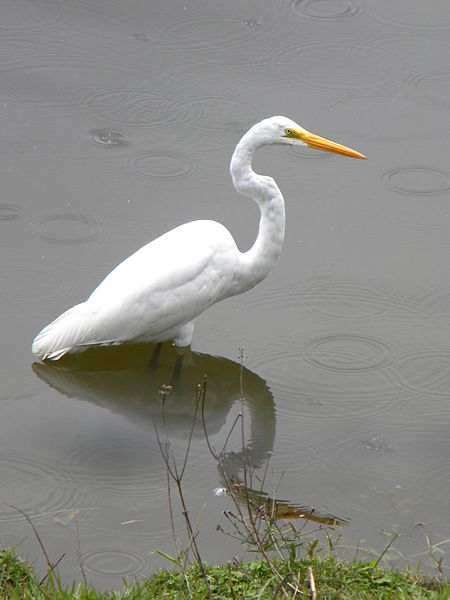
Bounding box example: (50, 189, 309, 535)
(32, 116, 365, 360)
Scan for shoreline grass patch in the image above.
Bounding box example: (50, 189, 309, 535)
(2, 546, 450, 599)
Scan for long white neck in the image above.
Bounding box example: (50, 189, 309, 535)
(229, 132, 286, 295)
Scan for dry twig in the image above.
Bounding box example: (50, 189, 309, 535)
(308, 566, 317, 600)
(7, 504, 65, 584)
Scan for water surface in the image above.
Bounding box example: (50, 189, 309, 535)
(1, 0, 450, 588)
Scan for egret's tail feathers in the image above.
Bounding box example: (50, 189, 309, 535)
(32, 302, 94, 360)
(43, 347, 73, 361)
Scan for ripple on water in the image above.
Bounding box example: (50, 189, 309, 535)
(30, 214, 103, 245)
(405, 71, 450, 111)
(66, 440, 162, 497)
(0, 61, 142, 109)
(36, 215, 156, 270)
(173, 95, 258, 134)
(0, 453, 83, 526)
(131, 32, 151, 42)
(0, 0, 149, 62)
(53, 1, 153, 53)
(72, 88, 185, 128)
(1, 0, 144, 35)
(89, 129, 129, 148)
(250, 276, 399, 321)
(45, 129, 130, 166)
(127, 151, 198, 179)
(382, 166, 450, 196)
(162, 16, 259, 53)
(368, 398, 450, 501)
(412, 449, 450, 501)
(158, 14, 280, 70)
(399, 286, 450, 323)
(77, 548, 149, 579)
(250, 338, 400, 423)
(389, 350, 450, 399)
(0, 204, 20, 220)
(0, 266, 74, 303)
(0, 0, 69, 32)
(275, 40, 396, 91)
(367, 0, 450, 32)
(303, 333, 392, 373)
(327, 94, 429, 141)
(361, 35, 450, 77)
(290, 0, 362, 20)
(298, 277, 399, 320)
(361, 436, 394, 455)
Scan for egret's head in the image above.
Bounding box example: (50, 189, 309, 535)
(257, 115, 366, 159)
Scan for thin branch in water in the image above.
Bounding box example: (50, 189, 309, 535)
(179, 382, 203, 479)
(39, 553, 66, 585)
(258, 450, 273, 496)
(155, 380, 211, 598)
(238, 348, 248, 492)
(217, 466, 249, 533)
(375, 532, 400, 567)
(166, 468, 182, 561)
(158, 383, 174, 454)
(7, 504, 66, 585)
(7, 505, 53, 571)
(219, 413, 243, 458)
(200, 376, 228, 461)
(237, 347, 247, 399)
(154, 420, 177, 481)
(74, 513, 88, 589)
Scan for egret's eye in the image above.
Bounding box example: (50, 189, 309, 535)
(284, 128, 293, 136)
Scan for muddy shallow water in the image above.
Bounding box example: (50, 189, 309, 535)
(1, 0, 450, 588)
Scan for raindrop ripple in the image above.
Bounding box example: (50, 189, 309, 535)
(90, 129, 128, 147)
(367, 0, 450, 32)
(390, 350, 450, 398)
(405, 71, 450, 111)
(291, 0, 361, 20)
(0, 204, 21, 220)
(0, 453, 84, 526)
(250, 277, 399, 322)
(303, 333, 392, 373)
(0, 266, 74, 302)
(66, 440, 162, 498)
(79, 548, 148, 578)
(173, 95, 257, 134)
(298, 277, 399, 320)
(30, 214, 103, 245)
(127, 151, 198, 179)
(382, 166, 450, 196)
(73, 89, 185, 128)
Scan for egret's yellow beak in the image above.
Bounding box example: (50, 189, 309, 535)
(294, 130, 366, 159)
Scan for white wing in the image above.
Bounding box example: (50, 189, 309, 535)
(32, 220, 240, 358)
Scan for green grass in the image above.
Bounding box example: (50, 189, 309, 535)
(1, 547, 450, 599)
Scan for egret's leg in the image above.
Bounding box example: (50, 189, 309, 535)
(149, 342, 162, 369)
(170, 321, 195, 383)
(171, 347, 186, 384)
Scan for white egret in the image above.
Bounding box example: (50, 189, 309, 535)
(32, 116, 365, 360)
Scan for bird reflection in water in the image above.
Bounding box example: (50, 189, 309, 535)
(33, 342, 348, 528)
(216, 475, 349, 527)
